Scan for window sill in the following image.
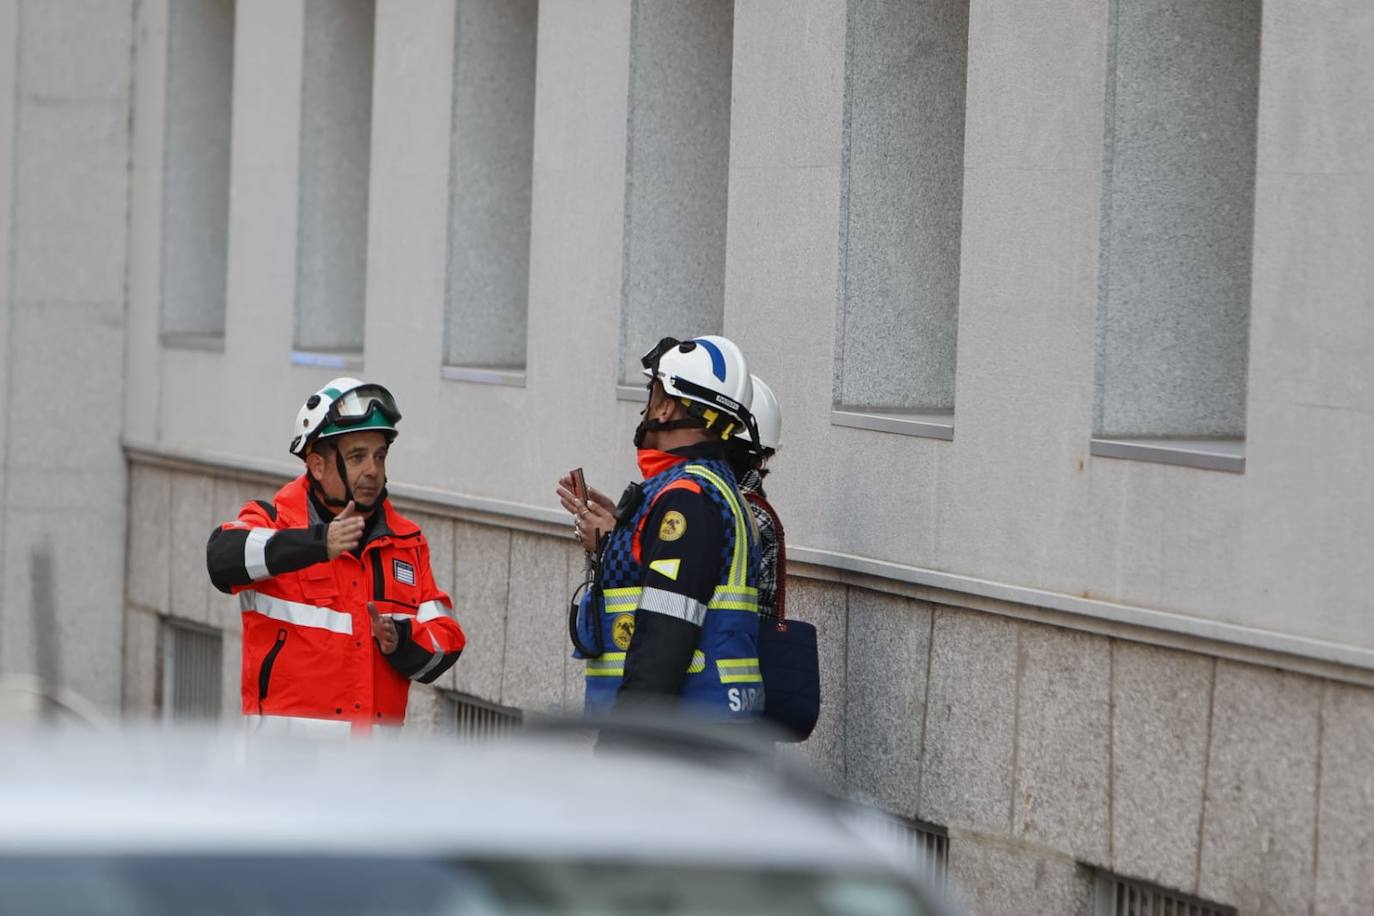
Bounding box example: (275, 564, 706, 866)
(161, 332, 225, 353)
(1089, 436, 1245, 473)
(616, 384, 647, 403)
(290, 350, 363, 371)
(831, 408, 954, 441)
(441, 365, 526, 388)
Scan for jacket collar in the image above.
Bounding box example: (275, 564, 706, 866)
(288, 474, 418, 548)
(636, 442, 726, 480)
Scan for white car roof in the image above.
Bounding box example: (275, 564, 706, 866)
(0, 722, 908, 876)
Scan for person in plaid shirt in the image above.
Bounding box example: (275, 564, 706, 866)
(726, 376, 784, 621)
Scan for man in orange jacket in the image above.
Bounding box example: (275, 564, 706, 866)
(207, 378, 465, 735)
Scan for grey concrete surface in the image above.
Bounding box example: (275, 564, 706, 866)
(126, 466, 171, 614)
(1095, 0, 1260, 437)
(946, 831, 1091, 916)
(122, 605, 160, 718)
(13, 110, 130, 305)
(727, 0, 844, 171)
(836, 0, 967, 411)
(444, 0, 537, 369)
(449, 521, 512, 703)
(919, 609, 1019, 835)
(499, 531, 568, 712)
(0, 0, 132, 710)
(616, 0, 732, 384)
(403, 681, 443, 731)
(1198, 661, 1321, 914)
(168, 472, 215, 627)
(294, 0, 373, 353)
(1110, 642, 1213, 891)
(1314, 682, 1374, 916)
(1012, 627, 1110, 865)
(843, 591, 931, 817)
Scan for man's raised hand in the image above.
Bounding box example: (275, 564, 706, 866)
(367, 601, 398, 655)
(327, 501, 365, 559)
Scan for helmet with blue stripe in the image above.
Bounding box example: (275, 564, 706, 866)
(641, 336, 755, 441)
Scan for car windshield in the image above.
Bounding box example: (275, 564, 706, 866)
(0, 855, 935, 916)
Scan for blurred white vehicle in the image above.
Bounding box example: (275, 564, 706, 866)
(0, 717, 957, 916)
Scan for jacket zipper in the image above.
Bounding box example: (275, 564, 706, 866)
(370, 551, 386, 601)
(257, 628, 288, 714)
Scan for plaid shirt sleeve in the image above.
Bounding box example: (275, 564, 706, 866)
(739, 471, 780, 619)
(750, 500, 779, 617)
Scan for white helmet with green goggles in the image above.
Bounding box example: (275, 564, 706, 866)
(637, 336, 757, 448)
(289, 378, 402, 458)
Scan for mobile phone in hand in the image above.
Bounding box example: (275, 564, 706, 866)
(570, 467, 588, 506)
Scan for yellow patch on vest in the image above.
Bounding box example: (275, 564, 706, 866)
(659, 510, 687, 542)
(648, 558, 681, 581)
(612, 612, 636, 650)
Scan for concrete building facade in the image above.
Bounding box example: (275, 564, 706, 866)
(0, 1, 1370, 913)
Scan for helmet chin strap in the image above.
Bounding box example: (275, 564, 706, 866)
(632, 417, 701, 448)
(308, 448, 385, 514)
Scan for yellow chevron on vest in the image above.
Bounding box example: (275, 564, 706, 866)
(648, 558, 681, 581)
(683, 465, 751, 588)
(687, 650, 706, 674)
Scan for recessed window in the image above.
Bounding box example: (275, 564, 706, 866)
(160, 0, 235, 350)
(160, 619, 223, 721)
(1093, 0, 1260, 466)
(294, 0, 375, 359)
(617, 0, 733, 385)
(833, 0, 969, 437)
(443, 0, 539, 381)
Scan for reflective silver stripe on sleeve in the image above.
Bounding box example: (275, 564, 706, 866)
(637, 586, 707, 627)
(415, 600, 451, 622)
(411, 632, 446, 681)
(239, 590, 354, 635)
(244, 528, 275, 581)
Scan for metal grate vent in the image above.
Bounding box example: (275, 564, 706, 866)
(160, 619, 223, 721)
(1094, 872, 1235, 916)
(870, 815, 948, 889)
(902, 820, 948, 889)
(438, 690, 521, 739)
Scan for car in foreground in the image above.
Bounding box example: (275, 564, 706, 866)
(0, 716, 956, 916)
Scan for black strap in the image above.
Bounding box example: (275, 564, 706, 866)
(568, 531, 609, 658)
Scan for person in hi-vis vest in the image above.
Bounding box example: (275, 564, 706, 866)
(558, 336, 763, 721)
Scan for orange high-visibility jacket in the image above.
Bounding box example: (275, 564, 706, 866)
(208, 475, 465, 732)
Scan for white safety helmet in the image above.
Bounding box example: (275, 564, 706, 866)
(288, 377, 402, 458)
(640, 335, 755, 440)
(736, 375, 781, 452)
